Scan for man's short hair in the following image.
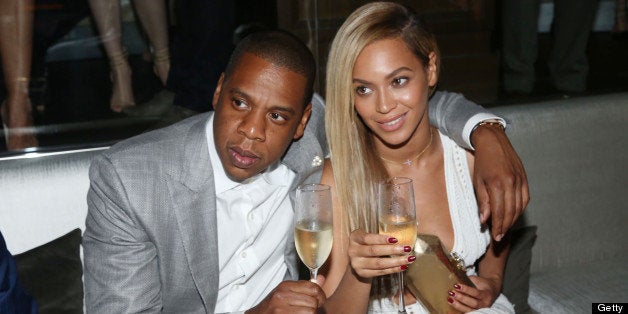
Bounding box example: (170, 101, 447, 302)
(224, 30, 316, 106)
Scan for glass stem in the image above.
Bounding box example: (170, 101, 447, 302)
(310, 267, 319, 284)
(398, 271, 406, 313)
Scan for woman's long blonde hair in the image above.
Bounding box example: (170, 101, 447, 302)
(325, 2, 441, 234)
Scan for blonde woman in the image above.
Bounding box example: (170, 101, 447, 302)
(320, 2, 521, 313)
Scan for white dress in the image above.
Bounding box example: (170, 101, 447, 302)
(368, 131, 515, 314)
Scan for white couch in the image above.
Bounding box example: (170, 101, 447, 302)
(0, 147, 106, 255)
(493, 93, 628, 312)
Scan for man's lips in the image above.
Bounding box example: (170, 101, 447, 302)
(377, 112, 406, 132)
(229, 147, 260, 168)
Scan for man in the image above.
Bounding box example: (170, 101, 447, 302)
(83, 30, 527, 313)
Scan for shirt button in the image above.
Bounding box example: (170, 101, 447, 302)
(248, 212, 255, 220)
(241, 251, 247, 258)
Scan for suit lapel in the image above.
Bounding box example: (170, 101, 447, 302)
(169, 113, 219, 312)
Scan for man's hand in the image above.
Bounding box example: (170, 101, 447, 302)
(245, 280, 326, 314)
(471, 123, 529, 241)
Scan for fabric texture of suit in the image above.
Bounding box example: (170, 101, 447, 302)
(83, 91, 492, 313)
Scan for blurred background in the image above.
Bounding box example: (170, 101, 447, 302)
(1, 0, 626, 154)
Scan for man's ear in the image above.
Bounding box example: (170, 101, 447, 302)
(427, 52, 438, 87)
(212, 73, 225, 108)
(293, 102, 312, 140)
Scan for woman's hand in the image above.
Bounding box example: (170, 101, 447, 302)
(447, 275, 501, 312)
(348, 229, 415, 281)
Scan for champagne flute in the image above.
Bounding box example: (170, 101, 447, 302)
(294, 183, 333, 283)
(378, 177, 417, 313)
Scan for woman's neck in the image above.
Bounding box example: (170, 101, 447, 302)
(375, 124, 435, 167)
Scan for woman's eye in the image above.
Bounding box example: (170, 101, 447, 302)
(355, 86, 372, 95)
(392, 77, 408, 86)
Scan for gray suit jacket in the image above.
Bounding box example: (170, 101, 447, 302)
(83, 91, 490, 313)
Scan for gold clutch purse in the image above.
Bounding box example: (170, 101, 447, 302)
(404, 234, 475, 314)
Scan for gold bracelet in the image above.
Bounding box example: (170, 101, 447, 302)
(472, 121, 505, 134)
(470, 121, 505, 148)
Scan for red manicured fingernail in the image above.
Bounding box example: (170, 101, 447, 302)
(400, 265, 408, 270)
(447, 297, 454, 304)
(403, 245, 411, 252)
(408, 255, 416, 262)
(448, 291, 455, 296)
(388, 237, 398, 243)
(454, 284, 461, 290)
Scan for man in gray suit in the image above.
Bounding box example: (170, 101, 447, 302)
(83, 30, 527, 313)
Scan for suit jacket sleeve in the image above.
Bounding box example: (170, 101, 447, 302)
(83, 154, 162, 313)
(428, 91, 502, 149)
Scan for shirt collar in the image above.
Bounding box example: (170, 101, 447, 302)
(206, 115, 291, 194)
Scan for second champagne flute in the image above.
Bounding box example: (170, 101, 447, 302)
(378, 177, 417, 313)
(294, 183, 333, 284)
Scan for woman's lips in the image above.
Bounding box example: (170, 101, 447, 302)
(229, 147, 260, 168)
(378, 112, 406, 132)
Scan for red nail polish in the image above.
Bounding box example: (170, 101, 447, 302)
(454, 284, 461, 290)
(400, 265, 408, 270)
(448, 291, 455, 296)
(403, 245, 411, 252)
(388, 237, 398, 243)
(408, 255, 416, 262)
(447, 297, 454, 304)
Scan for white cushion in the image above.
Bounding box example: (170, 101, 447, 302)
(0, 148, 105, 254)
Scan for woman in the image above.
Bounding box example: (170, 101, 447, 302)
(88, 0, 170, 112)
(320, 2, 514, 313)
(0, 0, 38, 150)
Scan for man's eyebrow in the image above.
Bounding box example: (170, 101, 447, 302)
(229, 87, 297, 115)
(230, 87, 251, 100)
(352, 66, 414, 84)
(271, 106, 296, 115)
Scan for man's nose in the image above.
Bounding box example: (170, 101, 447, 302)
(237, 112, 266, 141)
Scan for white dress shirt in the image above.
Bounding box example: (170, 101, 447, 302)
(206, 116, 297, 313)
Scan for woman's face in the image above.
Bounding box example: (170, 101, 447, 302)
(352, 37, 437, 147)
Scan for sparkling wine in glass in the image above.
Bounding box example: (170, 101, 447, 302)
(294, 184, 333, 283)
(378, 177, 417, 313)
